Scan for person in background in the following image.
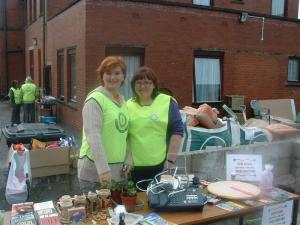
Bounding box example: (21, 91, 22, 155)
(127, 66, 184, 190)
(20, 76, 37, 123)
(9, 80, 21, 125)
(77, 56, 132, 193)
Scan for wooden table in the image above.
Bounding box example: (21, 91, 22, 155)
(134, 190, 299, 225)
(4, 189, 299, 225)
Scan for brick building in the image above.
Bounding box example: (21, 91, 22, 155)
(0, 0, 25, 97)
(13, 0, 300, 129)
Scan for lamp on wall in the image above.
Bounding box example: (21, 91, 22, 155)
(239, 12, 249, 23)
(32, 38, 38, 46)
(239, 12, 265, 41)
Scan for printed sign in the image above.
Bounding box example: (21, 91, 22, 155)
(226, 154, 262, 181)
(262, 200, 293, 225)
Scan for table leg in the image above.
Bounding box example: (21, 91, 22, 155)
(292, 199, 299, 225)
(239, 216, 243, 225)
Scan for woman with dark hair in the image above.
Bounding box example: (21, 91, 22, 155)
(127, 66, 184, 190)
(77, 56, 132, 193)
(9, 80, 21, 125)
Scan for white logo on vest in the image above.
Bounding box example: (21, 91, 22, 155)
(150, 113, 158, 121)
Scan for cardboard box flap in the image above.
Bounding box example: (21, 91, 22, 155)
(258, 99, 296, 121)
(30, 147, 70, 168)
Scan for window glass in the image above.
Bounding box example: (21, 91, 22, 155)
(68, 49, 76, 102)
(57, 51, 64, 100)
(272, 0, 285, 16)
(288, 59, 299, 81)
(194, 57, 221, 102)
(193, 0, 211, 6)
(119, 55, 141, 100)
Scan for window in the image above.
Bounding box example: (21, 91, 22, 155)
(106, 47, 144, 100)
(193, 0, 212, 6)
(57, 50, 64, 100)
(32, 0, 37, 21)
(194, 51, 223, 103)
(40, 0, 45, 16)
(68, 48, 77, 103)
(29, 50, 34, 79)
(28, 0, 32, 23)
(272, 0, 285, 16)
(288, 58, 300, 82)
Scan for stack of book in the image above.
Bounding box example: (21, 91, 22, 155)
(33, 201, 61, 225)
(11, 202, 37, 225)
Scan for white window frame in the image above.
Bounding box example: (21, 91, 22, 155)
(68, 48, 77, 103)
(288, 58, 300, 82)
(194, 56, 222, 103)
(120, 55, 141, 100)
(193, 0, 211, 6)
(272, 0, 285, 16)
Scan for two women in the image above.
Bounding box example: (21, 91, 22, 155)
(78, 57, 183, 192)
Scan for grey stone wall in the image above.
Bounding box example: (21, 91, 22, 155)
(177, 139, 299, 193)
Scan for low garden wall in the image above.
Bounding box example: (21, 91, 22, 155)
(177, 138, 300, 193)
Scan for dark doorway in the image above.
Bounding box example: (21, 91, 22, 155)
(29, 50, 34, 79)
(44, 65, 51, 95)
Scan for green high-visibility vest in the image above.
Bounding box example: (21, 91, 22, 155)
(21, 83, 36, 103)
(127, 93, 171, 166)
(79, 91, 129, 163)
(10, 87, 21, 105)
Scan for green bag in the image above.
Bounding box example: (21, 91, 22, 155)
(180, 123, 231, 153)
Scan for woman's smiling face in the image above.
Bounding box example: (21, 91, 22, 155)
(102, 66, 125, 92)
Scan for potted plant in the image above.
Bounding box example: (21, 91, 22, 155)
(110, 180, 123, 204)
(121, 180, 137, 212)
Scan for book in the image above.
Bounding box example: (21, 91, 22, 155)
(33, 201, 61, 225)
(216, 202, 244, 211)
(11, 202, 37, 225)
(226, 201, 245, 209)
(139, 212, 177, 225)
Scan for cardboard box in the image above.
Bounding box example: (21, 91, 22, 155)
(30, 146, 70, 178)
(225, 95, 245, 111)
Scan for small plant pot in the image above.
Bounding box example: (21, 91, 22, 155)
(111, 191, 122, 204)
(121, 193, 137, 212)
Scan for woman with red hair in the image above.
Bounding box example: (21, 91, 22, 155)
(77, 56, 132, 193)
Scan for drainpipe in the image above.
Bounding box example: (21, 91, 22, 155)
(42, 0, 46, 90)
(3, 0, 8, 94)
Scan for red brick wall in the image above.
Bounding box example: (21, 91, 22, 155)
(84, 0, 300, 119)
(25, 17, 44, 83)
(7, 0, 25, 27)
(0, 0, 25, 94)
(8, 53, 25, 85)
(46, 0, 86, 129)
(171, 0, 299, 19)
(26, 0, 300, 128)
(286, 0, 299, 18)
(0, 33, 3, 92)
(47, 0, 76, 19)
(214, 0, 271, 15)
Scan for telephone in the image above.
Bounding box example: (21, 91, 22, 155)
(147, 186, 207, 211)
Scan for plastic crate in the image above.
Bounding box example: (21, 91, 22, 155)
(39, 116, 57, 124)
(225, 95, 245, 111)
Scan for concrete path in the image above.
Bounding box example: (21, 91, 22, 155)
(0, 101, 81, 210)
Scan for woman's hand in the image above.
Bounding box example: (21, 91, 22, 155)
(122, 164, 133, 178)
(100, 171, 112, 183)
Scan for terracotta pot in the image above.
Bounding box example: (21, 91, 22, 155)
(121, 194, 137, 212)
(111, 191, 122, 204)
